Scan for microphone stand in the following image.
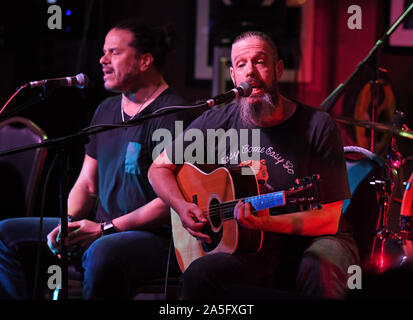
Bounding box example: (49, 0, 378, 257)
(321, 0, 413, 123)
(0, 98, 208, 300)
(0, 84, 83, 300)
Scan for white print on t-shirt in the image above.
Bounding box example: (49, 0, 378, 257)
(221, 144, 295, 175)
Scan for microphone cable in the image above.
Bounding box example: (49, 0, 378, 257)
(0, 84, 29, 118)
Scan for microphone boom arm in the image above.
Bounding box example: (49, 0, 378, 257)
(321, 0, 413, 113)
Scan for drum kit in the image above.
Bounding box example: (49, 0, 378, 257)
(320, 1, 413, 277)
(334, 113, 413, 274)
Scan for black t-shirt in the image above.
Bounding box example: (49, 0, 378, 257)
(168, 101, 352, 248)
(171, 102, 350, 202)
(86, 88, 193, 222)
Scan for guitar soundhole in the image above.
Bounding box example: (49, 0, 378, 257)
(201, 198, 222, 252)
(208, 198, 222, 230)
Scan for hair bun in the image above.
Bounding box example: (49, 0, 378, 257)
(112, 19, 176, 70)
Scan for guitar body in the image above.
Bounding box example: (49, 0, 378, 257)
(171, 163, 263, 272)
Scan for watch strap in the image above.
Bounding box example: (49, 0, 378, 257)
(100, 220, 116, 236)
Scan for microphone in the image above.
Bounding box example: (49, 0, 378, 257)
(28, 73, 89, 89)
(206, 82, 252, 107)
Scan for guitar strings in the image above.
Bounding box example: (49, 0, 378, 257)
(199, 201, 272, 220)
(199, 192, 285, 211)
(185, 184, 315, 221)
(201, 191, 286, 212)
(197, 184, 312, 214)
(197, 197, 314, 221)
(196, 185, 311, 214)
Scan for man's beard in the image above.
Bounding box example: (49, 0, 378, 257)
(238, 82, 279, 127)
(105, 67, 142, 94)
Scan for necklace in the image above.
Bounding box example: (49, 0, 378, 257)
(121, 84, 162, 122)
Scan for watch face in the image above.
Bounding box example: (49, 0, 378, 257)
(103, 221, 115, 235)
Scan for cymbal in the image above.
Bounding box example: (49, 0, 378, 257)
(333, 116, 413, 140)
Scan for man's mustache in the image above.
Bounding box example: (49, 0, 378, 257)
(244, 78, 271, 93)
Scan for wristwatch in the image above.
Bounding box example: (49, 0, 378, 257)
(101, 220, 116, 236)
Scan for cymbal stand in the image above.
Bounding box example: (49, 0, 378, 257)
(368, 54, 380, 153)
(370, 139, 404, 273)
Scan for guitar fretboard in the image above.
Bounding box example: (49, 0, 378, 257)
(216, 191, 286, 221)
(245, 191, 286, 211)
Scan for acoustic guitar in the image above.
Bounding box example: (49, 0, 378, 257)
(171, 162, 320, 272)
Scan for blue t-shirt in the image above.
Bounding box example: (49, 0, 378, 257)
(86, 88, 193, 222)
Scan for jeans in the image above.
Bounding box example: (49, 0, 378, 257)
(0, 217, 178, 299)
(182, 233, 359, 300)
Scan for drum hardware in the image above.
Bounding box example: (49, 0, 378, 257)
(325, 0, 413, 274)
(334, 116, 413, 141)
(367, 119, 409, 273)
(369, 174, 397, 273)
(341, 114, 410, 273)
(400, 173, 413, 262)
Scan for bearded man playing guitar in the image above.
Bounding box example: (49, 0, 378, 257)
(149, 31, 359, 300)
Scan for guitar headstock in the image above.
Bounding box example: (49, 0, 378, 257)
(293, 174, 320, 188)
(286, 174, 321, 210)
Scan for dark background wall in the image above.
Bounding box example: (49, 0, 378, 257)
(0, 0, 412, 227)
(1, 1, 412, 129)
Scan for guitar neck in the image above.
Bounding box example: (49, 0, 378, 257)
(245, 191, 286, 211)
(218, 191, 286, 221)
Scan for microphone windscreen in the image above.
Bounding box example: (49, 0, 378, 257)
(76, 73, 89, 88)
(239, 82, 252, 97)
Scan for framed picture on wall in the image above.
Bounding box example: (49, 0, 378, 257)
(388, 0, 413, 48)
(190, 0, 314, 85)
